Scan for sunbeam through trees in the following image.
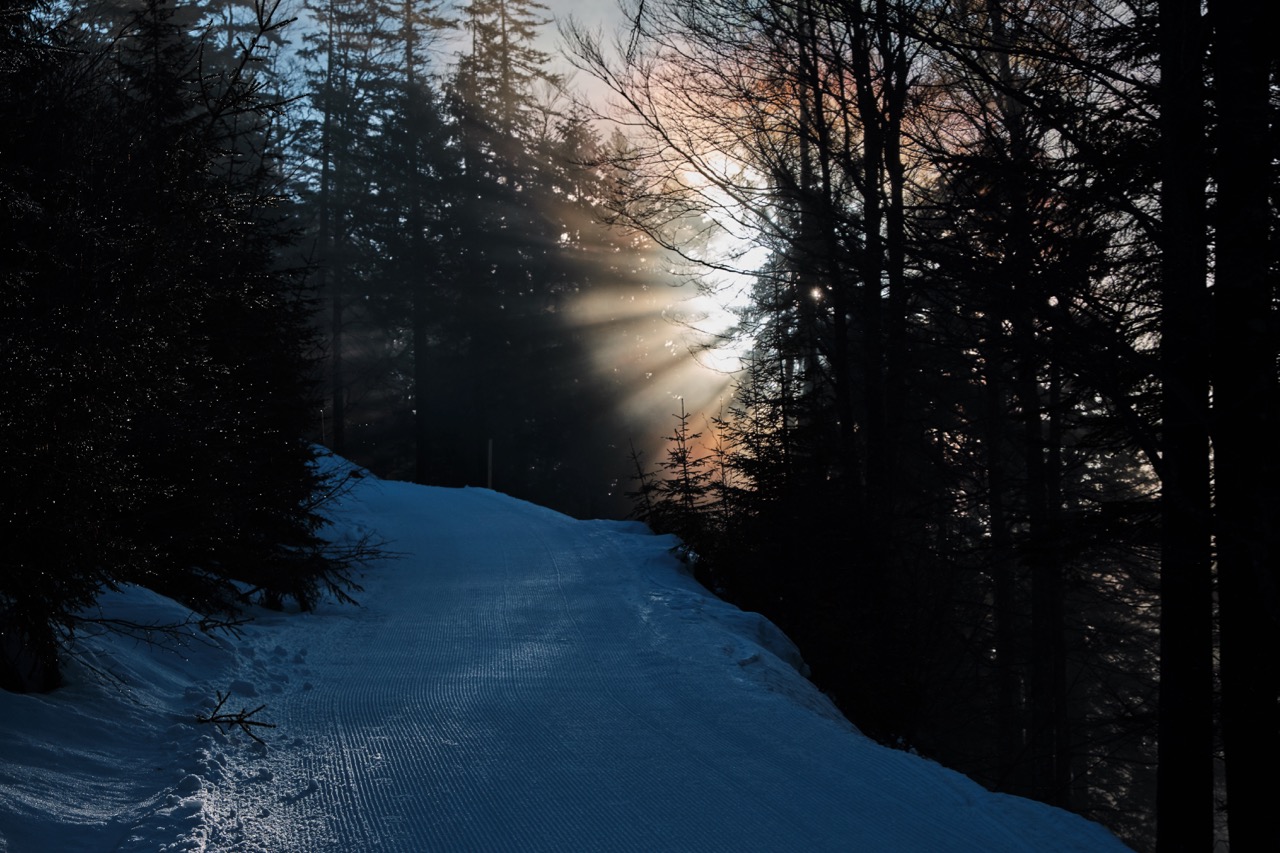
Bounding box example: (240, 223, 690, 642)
(2, 1, 1275, 851)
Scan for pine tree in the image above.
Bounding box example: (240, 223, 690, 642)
(1, 0, 356, 691)
(297, 0, 395, 454)
(453, 0, 557, 167)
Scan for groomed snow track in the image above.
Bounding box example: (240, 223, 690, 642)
(182, 470, 1127, 852)
(0, 460, 1131, 852)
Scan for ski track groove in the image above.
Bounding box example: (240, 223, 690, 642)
(190, 484, 1125, 852)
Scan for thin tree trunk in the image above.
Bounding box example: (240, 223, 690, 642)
(1046, 360, 1069, 805)
(982, 355, 1023, 792)
(796, 0, 858, 482)
(412, 287, 429, 484)
(330, 294, 346, 454)
(980, 0, 1069, 803)
(1018, 347, 1062, 805)
(403, 1, 430, 485)
(321, 5, 346, 455)
(877, 0, 909, 493)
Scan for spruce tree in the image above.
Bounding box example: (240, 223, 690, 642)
(1, 0, 354, 691)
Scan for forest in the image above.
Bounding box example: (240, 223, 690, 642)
(1, 1, 1275, 851)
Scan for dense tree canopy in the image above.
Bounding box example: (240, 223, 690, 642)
(299, 0, 672, 517)
(0, 0, 356, 692)
(4, 2, 1274, 851)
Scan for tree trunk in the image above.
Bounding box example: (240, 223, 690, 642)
(404, 3, 430, 485)
(1209, 1, 1279, 848)
(329, 294, 346, 454)
(982, 356, 1024, 792)
(1017, 345, 1064, 806)
(320, 7, 346, 456)
(1154, 0, 1213, 849)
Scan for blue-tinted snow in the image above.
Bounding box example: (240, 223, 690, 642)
(0, 455, 1131, 852)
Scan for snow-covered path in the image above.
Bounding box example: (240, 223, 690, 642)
(191, 473, 1127, 852)
(1, 463, 1131, 851)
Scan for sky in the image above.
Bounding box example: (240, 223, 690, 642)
(528, 0, 756, 422)
(0, 451, 1134, 851)
(536, 0, 756, 448)
(536, 0, 630, 104)
(541, 0, 629, 46)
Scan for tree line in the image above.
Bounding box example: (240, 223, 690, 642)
(297, 0, 681, 517)
(0, 0, 679, 691)
(0, 0, 367, 692)
(569, 1, 1276, 850)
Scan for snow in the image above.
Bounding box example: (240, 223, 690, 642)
(0, 454, 1132, 852)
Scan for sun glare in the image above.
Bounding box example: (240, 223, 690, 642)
(565, 236, 760, 460)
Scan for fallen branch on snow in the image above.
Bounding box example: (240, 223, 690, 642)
(195, 691, 277, 744)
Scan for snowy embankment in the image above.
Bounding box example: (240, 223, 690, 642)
(1, 455, 1131, 852)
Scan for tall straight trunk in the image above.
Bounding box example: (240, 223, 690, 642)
(1154, 0, 1213, 849)
(983, 0, 1068, 804)
(318, 4, 347, 455)
(402, 1, 430, 485)
(971, 0, 1036, 798)
(982, 352, 1023, 792)
(1209, 2, 1278, 848)
(412, 293, 429, 483)
(877, 0, 909, 490)
(1016, 346, 1064, 806)
(847, 5, 891, 542)
(1046, 360, 1069, 804)
(330, 294, 346, 453)
(796, 0, 857, 481)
